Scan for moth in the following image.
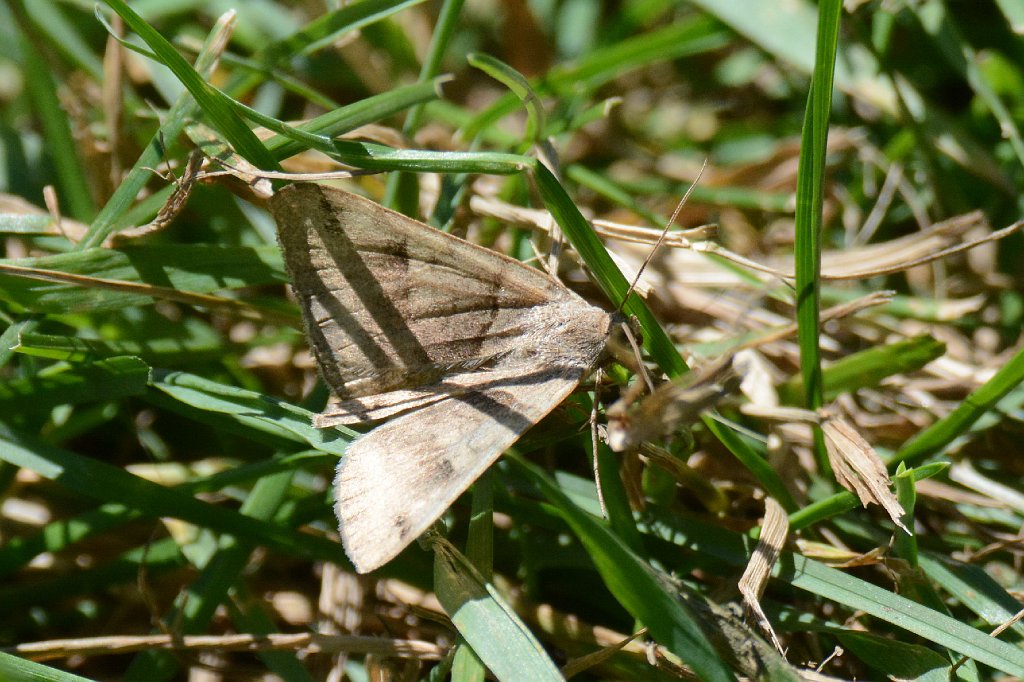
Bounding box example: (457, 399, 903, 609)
(271, 183, 615, 573)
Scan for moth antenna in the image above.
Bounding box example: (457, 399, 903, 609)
(617, 158, 708, 314)
(525, 237, 558, 278)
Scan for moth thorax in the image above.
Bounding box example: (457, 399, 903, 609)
(522, 302, 612, 369)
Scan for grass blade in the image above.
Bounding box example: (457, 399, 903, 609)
(793, 0, 842, 469)
(433, 538, 562, 682)
(101, 0, 277, 170)
(0, 420, 345, 564)
(894, 342, 1024, 467)
(515, 457, 736, 682)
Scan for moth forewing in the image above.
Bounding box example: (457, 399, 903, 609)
(271, 183, 578, 399)
(270, 183, 614, 573)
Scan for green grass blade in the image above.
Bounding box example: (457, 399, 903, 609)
(15, 329, 224, 364)
(0, 502, 144, 579)
(793, 0, 841, 469)
(0, 245, 287, 314)
(515, 457, 736, 681)
(469, 53, 545, 145)
(123, 468, 298, 681)
(832, 632, 951, 681)
(11, 4, 95, 221)
(263, 0, 428, 58)
(433, 538, 562, 682)
(565, 164, 667, 226)
(24, 2, 103, 79)
(265, 78, 444, 159)
(0, 318, 38, 371)
(714, 424, 797, 511)
(101, 0, 278, 170)
(0, 651, 94, 682)
(894, 343, 1024, 467)
(996, 0, 1024, 29)
(916, 2, 1024, 173)
(330, 141, 531, 174)
(778, 335, 946, 404)
(383, 0, 466, 214)
(552, 15, 731, 90)
(79, 12, 234, 249)
(223, 0, 429, 97)
(687, 0, 891, 111)
(594, 440, 645, 554)
(229, 79, 444, 160)
(0, 214, 75, 236)
(788, 462, 947, 530)
(0, 451, 330, 578)
(0, 356, 149, 413)
(0, 537, 186, 613)
(149, 370, 352, 457)
(452, 468, 493, 682)
(460, 16, 731, 141)
(0, 420, 345, 564)
(779, 553, 1024, 677)
(918, 552, 1024, 640)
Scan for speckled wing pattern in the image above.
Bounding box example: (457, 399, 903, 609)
(271, 184, 613, 573)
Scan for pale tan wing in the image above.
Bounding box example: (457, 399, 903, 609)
(317, 390, 448, 426)
(335, 366, 582, 573)
(316, 367, 519, 426)
(270, 183, 577, 398)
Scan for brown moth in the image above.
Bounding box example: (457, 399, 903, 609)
(270, 183, 614, 573)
